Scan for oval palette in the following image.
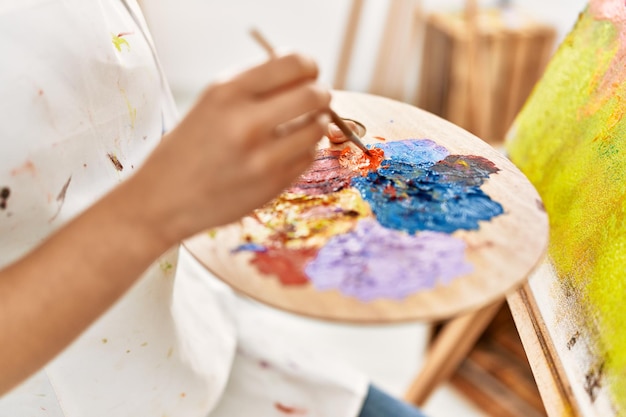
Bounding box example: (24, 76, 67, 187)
(184, 91, 549, 323)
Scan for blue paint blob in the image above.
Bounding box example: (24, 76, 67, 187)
(351, 139, 504, 234)
(232, 243, 267, 253)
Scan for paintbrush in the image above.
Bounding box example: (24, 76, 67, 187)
(250, 28, 371, 156)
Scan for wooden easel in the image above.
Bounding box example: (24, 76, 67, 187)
(404, 300, 505, 405)
(334, 0, 425, 102)
(506, 281, 579, 416)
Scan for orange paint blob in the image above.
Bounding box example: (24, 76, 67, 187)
(339, 147, 385, 175)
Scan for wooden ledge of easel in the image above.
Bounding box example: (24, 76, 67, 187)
(506, 277, 579, 417)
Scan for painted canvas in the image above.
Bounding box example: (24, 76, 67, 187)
(506, 0, 626, 413)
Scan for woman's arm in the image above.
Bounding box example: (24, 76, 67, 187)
(0, 53, 330, 395)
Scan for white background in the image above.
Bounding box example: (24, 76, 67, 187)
(141, 0, 587, 107)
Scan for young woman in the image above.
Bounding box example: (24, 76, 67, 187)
(0, 1, 426, 416)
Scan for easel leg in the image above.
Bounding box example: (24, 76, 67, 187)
(403, 299, 505, 406)
(333, 0, 365, 90)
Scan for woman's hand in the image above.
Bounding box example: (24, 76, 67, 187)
(132, 53, 331, 245)
(327, 120, 359, 144)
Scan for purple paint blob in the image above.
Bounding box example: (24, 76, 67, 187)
(431, 155, 500, 186)
(305, 219, 473, 301)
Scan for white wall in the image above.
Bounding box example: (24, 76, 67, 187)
(141, 0, 587, 110)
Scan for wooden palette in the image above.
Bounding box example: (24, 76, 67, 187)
(184, 91, 548, 323)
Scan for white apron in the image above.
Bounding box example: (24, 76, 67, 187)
(0, 1, 368, 416)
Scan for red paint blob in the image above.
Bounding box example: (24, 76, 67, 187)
(251, 247, 318, 285)
(372, 136, 387, 141)
(383, 183, 397, 198)
(339, 147, 385, 174)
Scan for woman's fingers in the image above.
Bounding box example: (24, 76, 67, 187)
(327, 120, 360, 144)
(233, 53, 319, 96)
(327, 123, 346, 143)
(252, 83, 331, 137)
(249, 113, 327, 179)
(206, 55, 328, 148)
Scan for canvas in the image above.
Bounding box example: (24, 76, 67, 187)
(506, 0, 626, 413)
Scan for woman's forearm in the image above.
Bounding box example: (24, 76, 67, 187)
(0, 173, 172, 395)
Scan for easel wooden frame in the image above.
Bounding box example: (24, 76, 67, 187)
(404, 299, 504, 406)
(507, 282, 580, 416)
(334, 0, 424, 102)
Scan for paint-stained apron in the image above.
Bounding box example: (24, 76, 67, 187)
(0, 1, 368, 416)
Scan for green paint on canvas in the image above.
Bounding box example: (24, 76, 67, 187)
(507, 5, 626, 410)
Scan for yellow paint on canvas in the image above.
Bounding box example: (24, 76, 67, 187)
(507, 6, 626, 411)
